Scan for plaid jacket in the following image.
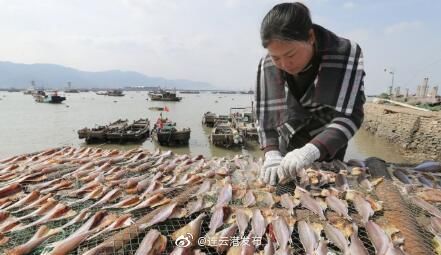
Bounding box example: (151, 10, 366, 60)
(254, 24, 366, 160)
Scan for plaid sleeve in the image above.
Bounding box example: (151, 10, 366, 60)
(254, 55, 287, 152)
(310, 42, 366, 160)
(310, 80, 365, 160)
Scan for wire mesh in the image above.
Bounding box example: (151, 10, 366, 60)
(1, 154, 439, 254)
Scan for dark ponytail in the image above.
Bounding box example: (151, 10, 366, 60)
(260, 2, 312, 48)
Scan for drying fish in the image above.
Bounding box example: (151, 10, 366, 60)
(393, 169, 412, 184)
(207, 223, 238, 253)
(134, 229, 167, 255)
(418, 174, 438, 188)
(140, 202, 178, 229)
(414, 161, 441, 172)
(89, 188, 122, 208)
(357, 172, 373, 191)
(88, 214, 134, 240)
(18, 203, 76, 230)
(255, 191, 277, 208)
(3, 190, 40, 211)
(194, 179, 213, 197)
(324, 223, 349, 254)
(57, 208, 90, 230)
(298, 220, 319, 255)
(431, 216, 441, 235)
(347, 159, 366, 168)
(103, 195, 141, 209)
(366, 220, 391, 255)
(0, 233, 9, 245)
(300, 192, 326, 220)
(410, 196, 441, 218)
(19, 198, 59, 221)
(235, 208, 251, 238)
(5, 225, 60, 255)
(171, 213, 206, 247)
(252, 208, 267, 238)
(0, 183, 22, 199)
(271, 216, 292, 253)
(349, 226, 369, 255)
(48, 211, 110, 254)
(325, 195, 350, 220)
(208, 206, 230, 235)
(215, 183, 232, 208)
(243, 190, 256, 207)
(0, 216, 22, 233)
(417, 188, 441, 203)
(280, 193, 296, 214)
(335, 174, 349, 192)
(40, 179, 73, 194)
(126, 192, 170, 213)
(352, 194, 374, 224)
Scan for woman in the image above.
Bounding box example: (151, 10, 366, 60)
(255, 2, 366, 185)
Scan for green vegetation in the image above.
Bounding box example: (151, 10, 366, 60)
(416, 103, 441, 111)
(378, 93, 390, 99)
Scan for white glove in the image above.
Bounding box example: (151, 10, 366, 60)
(260, 150, 282, 186)
(279, 143, 320, 182)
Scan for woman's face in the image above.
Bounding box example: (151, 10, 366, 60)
(267, 32, 314, 75)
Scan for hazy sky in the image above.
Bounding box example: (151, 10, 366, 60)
(1, 0, 440, 93)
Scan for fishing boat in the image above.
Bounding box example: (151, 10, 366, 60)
(107, 90, 125, 97)
(210, 121, 243, 148)
(148, 107, 165, 111)
(106, 118, 150, 143)
(33, 90, 66, 104)
(78, 119, 133, 144)
(202, 112, 217, 127)
(148, 90, 182, 101)
(152, 122, 190, 146)
(231, 111, 258, 141)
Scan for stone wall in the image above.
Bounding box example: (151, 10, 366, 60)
(362, 103, 441, 162)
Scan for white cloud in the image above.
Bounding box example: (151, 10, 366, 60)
(384, 21, 423, 35)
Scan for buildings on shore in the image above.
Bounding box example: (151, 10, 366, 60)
(389, 77, 440, 105)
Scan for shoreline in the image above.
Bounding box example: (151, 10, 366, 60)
(362, 102, 441, 163)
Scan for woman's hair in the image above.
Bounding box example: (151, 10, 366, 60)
(260, 2, 312, 48)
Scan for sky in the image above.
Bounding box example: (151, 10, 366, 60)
(1, 0, 440, 94)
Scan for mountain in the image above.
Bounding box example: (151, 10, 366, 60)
(0, 61, 214, 90)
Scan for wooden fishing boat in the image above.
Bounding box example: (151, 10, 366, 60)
(148, 90, 182, 101)
(209, 122, 243, 148)
(202, 112, 217, 127)
(152, 123, 190, 146)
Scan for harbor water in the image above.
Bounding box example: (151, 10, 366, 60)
(0, 91, 409, 163)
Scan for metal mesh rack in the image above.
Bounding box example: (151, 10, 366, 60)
(0, 158, 439, 255)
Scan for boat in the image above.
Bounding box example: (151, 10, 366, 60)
(202, 112, 217, 127)
(96, 91, 108, 95)
(232, 112, 258, 141)
(78, 119, 128, 143)
(106, 118, 150, 143)
(210, 121, 243, 148)
(148, 107, 165, 111)
(33, 90, 66, 103)
(179, 90, 200, 94)
(107, 90, 125, 96)
(148, 90, 182, 101)
(152, 121, 190, 146)
(65, 89, 80, 93)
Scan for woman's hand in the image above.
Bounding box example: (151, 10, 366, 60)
(260, 150, 283, 185)
(279, 143, 320, 181)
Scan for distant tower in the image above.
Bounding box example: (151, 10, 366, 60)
(67, 81, 72, 89)
(416, 85, 421, 97)
(421, 77, 429, 98)
(405, 88, 409, 98)
(31, 80, 36, 89)
(394, 86, 401, 97)
(431, 86, 438, 97)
